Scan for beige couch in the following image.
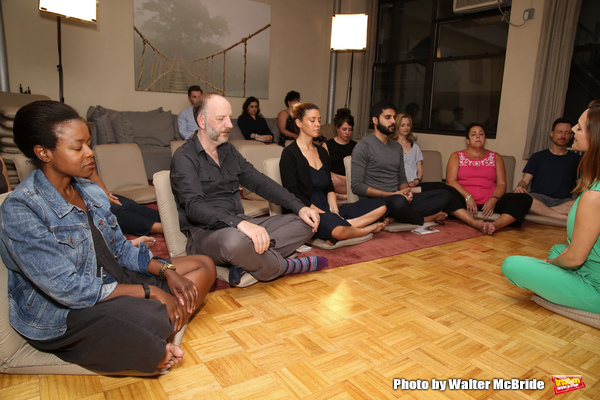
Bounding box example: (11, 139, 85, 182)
(87, 109, 283, 181)
(87, 106, 184, 180)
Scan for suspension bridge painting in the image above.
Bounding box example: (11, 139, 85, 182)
(133, 0, 271, 98)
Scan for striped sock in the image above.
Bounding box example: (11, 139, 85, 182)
(283, 256, 328, 275)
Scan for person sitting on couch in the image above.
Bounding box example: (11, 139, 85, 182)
(237, 96, 274, 143)
(0, 100, 216, 374)
(277, 90, 301, 146)
(177, 85, 203, 140)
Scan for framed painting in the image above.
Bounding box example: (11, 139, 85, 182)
(133, 0, 271, 98)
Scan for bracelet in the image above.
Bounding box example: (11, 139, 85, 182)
(465, 195, 472, 202)
(153, 256, 176, 281)
(158, 263, 176, 281)
(330, 207, 339, 213)
(142, 283, 150, 299)
(492, 196, 500, 200)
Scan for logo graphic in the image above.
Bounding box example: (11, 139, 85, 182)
(551, 375, 585, 395)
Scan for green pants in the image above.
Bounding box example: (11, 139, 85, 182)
(502, 244, 600, 314)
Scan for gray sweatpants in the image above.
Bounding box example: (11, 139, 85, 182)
(186, 213, 313, 281)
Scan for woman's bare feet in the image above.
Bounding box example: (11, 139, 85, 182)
(424, 211, 448, 223)
(330, 220, 387, 243)
(470, 219, 496, 235)
(363, 221, 386, 235)
(483, 221, 496, 235)
(158, 343, 184, 371)
(131, 236, 156, 247)
(471, 219, 485, 233)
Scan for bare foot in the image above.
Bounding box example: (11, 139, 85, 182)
(484, 221, 496, 235)
(382, 217, 392, 227)
(424, 211, 448, 223)
(158, 343, 184, 371)
(471, 219, 486, 234)
(131, 236, 156, 247)
(363, 222, 386, 235)
(372, 222, 386, 233)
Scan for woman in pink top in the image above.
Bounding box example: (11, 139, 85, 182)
(446, 123, 532, 234)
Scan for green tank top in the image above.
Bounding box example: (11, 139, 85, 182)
(567, 180, 600, 284)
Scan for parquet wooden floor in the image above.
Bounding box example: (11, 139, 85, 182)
(1, 223, 599, 399)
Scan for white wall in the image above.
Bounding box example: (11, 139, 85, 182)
(2, 0, 337, 119)
(3, 0, 549, 186)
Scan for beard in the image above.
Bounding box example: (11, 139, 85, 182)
(206, 123, 229, 144)
(377, 122, 395, 136)
(552, 137, 568, 146)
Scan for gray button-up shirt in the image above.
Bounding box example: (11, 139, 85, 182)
(170, 136, 305, 232)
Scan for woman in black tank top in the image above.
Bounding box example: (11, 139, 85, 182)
(322, 108, 357, 202)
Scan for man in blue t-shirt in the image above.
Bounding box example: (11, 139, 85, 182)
(513, 118, 581, 221)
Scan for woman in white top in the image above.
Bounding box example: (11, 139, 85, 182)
(393, 113, 423, 188)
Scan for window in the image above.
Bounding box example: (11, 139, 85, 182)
(563, 0, 600, 124)
(372, 0, 509, 138)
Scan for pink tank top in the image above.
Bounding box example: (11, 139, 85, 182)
(456, 150, 497, 205)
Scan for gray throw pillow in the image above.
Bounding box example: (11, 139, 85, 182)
(87, 106, 117, 144)
(109, 112, 135, 143)
(122, 108, 176, 147)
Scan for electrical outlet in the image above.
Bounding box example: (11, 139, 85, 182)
(523, 8, 535, 21)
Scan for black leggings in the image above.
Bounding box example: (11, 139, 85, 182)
(421, 182, 533, 225)
(111, 195, 160, 236)
(382, 188, 452, 225)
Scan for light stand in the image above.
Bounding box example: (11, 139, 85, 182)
(39, 0, 97, 103)
(330, 13, 368, 110)
(345, 50, 355, 108)
(56, 17, 63, 102)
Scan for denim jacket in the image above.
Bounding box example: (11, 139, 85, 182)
(0, 169, 153, 340)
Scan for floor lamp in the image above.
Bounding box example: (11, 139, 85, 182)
(38, 0, 97, 103)
(330, 14, 368, 109)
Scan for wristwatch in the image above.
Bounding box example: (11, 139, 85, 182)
(155, 257, 176, 281)
(158, 263, 176, 281)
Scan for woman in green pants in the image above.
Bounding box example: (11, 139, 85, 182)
(502, 100, 600, 314)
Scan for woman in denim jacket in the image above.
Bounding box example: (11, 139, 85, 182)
(0, 101, 216, 374)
